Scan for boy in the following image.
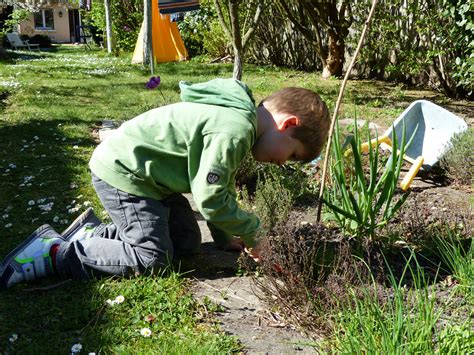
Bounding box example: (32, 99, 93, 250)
(0, 78, 329, 289)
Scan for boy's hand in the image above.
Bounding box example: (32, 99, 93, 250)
(221, 238, 245, 252)
(244, 246, 261, 263)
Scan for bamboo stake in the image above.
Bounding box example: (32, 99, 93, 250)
(316, 0, 378, 222)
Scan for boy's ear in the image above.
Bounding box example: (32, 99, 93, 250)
(277, 115, 299, 131)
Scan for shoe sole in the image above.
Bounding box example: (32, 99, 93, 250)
(61, 207, 102, 241)
(0, 224, 60, 289)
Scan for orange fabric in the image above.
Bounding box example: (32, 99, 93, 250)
(152, 1, 188, 62)
(132, 2, 188, 64)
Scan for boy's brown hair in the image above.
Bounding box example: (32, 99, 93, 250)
(260, 87, 330, 162)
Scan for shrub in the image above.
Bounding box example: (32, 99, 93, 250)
(439, 128, 474, 186)
(29, 34, 52, 48)
(239, 171, 294, 231)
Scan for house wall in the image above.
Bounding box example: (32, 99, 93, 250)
(18, 4, 79, 43)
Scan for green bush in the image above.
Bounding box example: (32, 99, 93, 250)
(82, 0, 142, 52)
(178, 0, 216, 58)
(239, 171, 294, 231)
(439, 128, 474, 186)
(29, 34, 52, 48)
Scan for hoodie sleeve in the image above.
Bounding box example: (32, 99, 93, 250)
(189, 132, 260, 247)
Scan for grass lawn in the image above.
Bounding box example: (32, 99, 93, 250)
(0, 46, 471, 353)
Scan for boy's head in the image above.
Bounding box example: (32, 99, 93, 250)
(255, 87, 330, 163)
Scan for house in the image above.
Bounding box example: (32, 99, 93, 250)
(1, 0, 82, 44)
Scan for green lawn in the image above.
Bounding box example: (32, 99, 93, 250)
(0, 46, 469, 353)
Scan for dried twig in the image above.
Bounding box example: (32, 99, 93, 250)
(193, 277, 255, 305)
(316, 0, 379, 221)
(23, 279, 71, 292)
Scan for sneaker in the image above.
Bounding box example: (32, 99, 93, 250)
(61, 207, 102, 242)
(0, 224, 62, 290)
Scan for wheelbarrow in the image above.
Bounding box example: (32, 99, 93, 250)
(361, 100, 468, 191)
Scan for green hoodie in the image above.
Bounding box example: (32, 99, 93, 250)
(89, 78, 260, 247)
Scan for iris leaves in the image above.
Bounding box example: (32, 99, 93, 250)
(323, 120, 416, 240)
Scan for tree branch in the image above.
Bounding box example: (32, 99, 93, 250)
(213, 0, 232, 41)
(242, 1, 263, 50)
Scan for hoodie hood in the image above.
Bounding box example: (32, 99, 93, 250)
(179, 78, 256, 114)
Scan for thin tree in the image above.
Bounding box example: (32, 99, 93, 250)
(213, 0, 263, 80)
(276, 0, 353, 78)
(143, 0, 154, 74)
(104, 0, 112, 53)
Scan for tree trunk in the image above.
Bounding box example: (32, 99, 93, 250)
(143, 0, 154, 74)
(104, 0, 112, 53)
(228, 0, 243, 80)
(322, 31, 345, 78)
(233, 48, 243, 80)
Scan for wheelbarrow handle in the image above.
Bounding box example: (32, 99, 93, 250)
(400, 156, 424, 191)
(360, 135, 392, 153)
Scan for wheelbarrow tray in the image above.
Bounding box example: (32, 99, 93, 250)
(383, 100, 468, 170)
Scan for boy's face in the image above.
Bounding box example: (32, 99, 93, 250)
(252, 128, 306, 165)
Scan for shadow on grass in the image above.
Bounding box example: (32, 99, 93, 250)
(0, 118, 110, 352)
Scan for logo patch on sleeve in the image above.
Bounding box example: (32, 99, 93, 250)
(207, 172, 220, 184)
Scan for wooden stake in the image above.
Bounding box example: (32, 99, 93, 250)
(316, 0, 378, 222)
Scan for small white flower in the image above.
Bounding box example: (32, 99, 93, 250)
(53, 216, 60, 222)
(114, 295, 125, 304)
(39, 202, 54, 212)
(140, 327, 152, 337)
(9, 163, 16, 169)
(9, 333, 18, 342)
(5, 223, 12, 228)
(83, 201, 92, 207)
(71, 343, 82, 353)
(28, 200, 35, 206)
(70, 183, 78, 189)
(2, 214, 8, 219)
(106, 299, 116, 305)
(73, 145, 79, 149)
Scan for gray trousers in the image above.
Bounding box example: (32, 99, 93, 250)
(56, 174, 201, 280)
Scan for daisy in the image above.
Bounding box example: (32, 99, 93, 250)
(71, 343, 82, 353)
(140, 327, 152, 337)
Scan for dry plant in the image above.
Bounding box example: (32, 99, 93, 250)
(245, 220, 385, 335)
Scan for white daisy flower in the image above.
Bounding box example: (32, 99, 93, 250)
(114, 295, 125, 304)
(140, 328, 152, 337)
(71, 343, 82, 353)
(9, 333, 18, 342)
(28, 200, 35, 206)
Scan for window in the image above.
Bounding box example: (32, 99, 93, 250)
(34, 9, 54, 30)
